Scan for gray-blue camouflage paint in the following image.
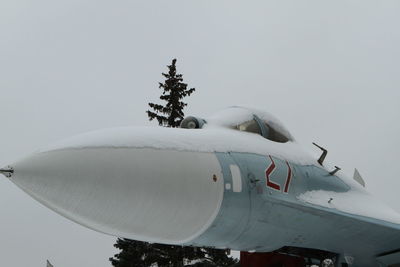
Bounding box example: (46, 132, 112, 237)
(188, 152, 400, 267)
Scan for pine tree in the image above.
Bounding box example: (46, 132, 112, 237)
(110, 58, 238, 267)
(147, 58, 195, 128)
(110, 238, 238, 267)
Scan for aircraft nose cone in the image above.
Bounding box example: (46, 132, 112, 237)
(9, 136, 224, 244)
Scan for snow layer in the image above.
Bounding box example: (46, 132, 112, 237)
(40, 126, 315, 165)
(40, 106, 307, 163)
(297, 189, 400, 225)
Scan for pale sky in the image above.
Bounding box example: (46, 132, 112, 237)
(1, 1, 400, 266)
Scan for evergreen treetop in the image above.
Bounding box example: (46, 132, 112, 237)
(147, 58, 195, 128)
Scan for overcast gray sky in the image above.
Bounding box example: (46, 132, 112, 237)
(1, 1, 400, 266)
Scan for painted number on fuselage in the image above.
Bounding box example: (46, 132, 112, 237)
(265, 155, 292, 193)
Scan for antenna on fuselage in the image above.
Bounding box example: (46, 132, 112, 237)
(329, 166, 341, 176)
(0, 166, 14, 178)
(312, 142, 327, 166)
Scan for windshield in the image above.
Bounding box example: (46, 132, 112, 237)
(234, 119, 262, 135)
(207, 106, 294, 143)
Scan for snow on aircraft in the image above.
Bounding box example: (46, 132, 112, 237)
(1, 106, 400, 267)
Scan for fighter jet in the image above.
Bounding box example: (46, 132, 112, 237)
(1, 106, 399, 267)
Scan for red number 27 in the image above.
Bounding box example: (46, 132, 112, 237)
(265, 155, 292, 193)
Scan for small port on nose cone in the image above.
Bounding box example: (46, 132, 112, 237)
(0, 166, 14, 178)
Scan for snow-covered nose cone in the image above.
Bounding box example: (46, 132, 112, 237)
(10, 147, 224, 244)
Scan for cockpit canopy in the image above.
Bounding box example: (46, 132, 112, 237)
(180, 106, 294, 143)
(232, 116, 291, 143)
